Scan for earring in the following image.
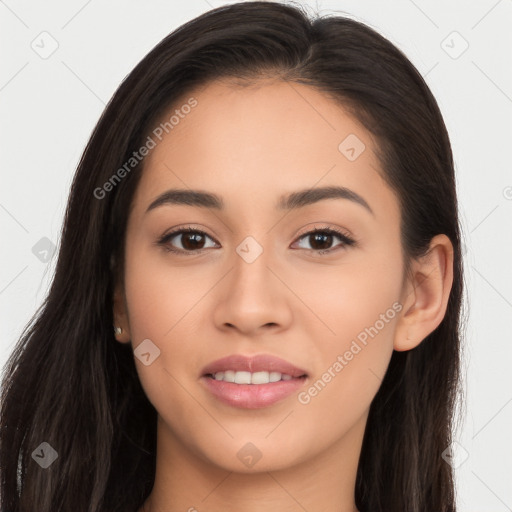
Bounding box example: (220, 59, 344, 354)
(114, 326, 123, 335)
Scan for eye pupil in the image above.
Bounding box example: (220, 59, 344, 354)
(182, 232, 205, 250)
(309, 233, 332, 250)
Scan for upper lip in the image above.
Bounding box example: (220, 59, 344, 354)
(201, 354, 308, 378)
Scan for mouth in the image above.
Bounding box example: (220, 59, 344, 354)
(204, 370, 307, 384)
(200, 354, 309, 409)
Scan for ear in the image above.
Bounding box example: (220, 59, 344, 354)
(394, 234, 454, 351)
(113, 280, 131, 344)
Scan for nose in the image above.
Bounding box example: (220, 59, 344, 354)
(212, 250, 293, 337)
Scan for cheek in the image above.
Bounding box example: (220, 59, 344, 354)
(291, 251, 402, 416)
(123, 241, 210, 340)
(122, 243, 206, 386)
(290, 245, 403, 344)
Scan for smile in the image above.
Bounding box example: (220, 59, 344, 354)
(206, 370, 299, 384)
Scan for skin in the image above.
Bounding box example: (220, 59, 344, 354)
(113, 78, 454, 512)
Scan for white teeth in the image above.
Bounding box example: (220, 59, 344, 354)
(251, 371, 269, 384)
(234, 371, 251, 384)
(211, 370, 297, 384)
(269, 372, 281, 382)
(223, 370, 235, 383)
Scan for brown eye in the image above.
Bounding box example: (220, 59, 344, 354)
(177, 231, 207, 250)
(158, 227, 218, 255)
(293, 227, 355, 254)
(305, 232, 334, 251)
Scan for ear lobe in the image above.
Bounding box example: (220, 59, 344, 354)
(394, 234, 454, 352)
(113, 283, 131, 343)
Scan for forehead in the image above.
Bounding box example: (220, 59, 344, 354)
(131, 79, 397, 220)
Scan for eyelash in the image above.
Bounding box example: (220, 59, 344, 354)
(156, 224, 356, 257)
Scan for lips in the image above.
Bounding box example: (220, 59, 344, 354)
(200, 354, 308, 379)
(200, 354, 309, 409)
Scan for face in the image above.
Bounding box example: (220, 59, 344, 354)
(116, 79, 406, 473)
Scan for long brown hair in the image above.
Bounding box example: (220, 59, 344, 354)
(1, 2, 464, 511)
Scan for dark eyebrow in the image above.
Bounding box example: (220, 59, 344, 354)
(277, 185, 373, 215)
(145, 186, 373, 215)
(146, 189, 224, 212)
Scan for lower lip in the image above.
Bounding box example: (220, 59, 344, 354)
(201, 375, 308, 409)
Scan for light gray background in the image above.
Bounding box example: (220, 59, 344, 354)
(1, 1, 511, 510)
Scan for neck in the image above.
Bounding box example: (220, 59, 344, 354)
(140, 412, 367, 512)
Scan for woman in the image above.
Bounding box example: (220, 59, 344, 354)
(0, 2, 464, 511)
